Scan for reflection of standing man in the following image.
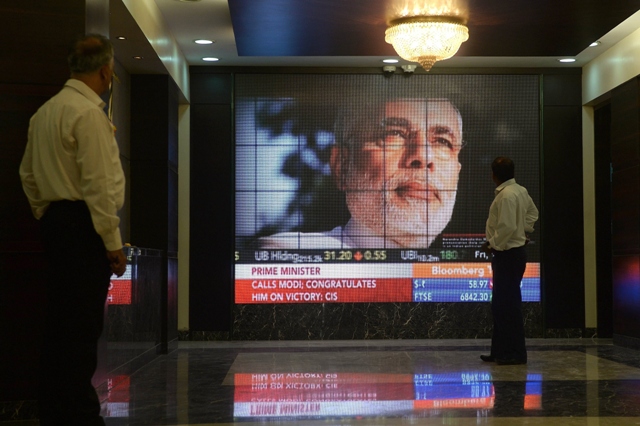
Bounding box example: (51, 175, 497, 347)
(480, 157, 538, 365)
(258, 98, 464, 249)
(19, 34, 126, 425)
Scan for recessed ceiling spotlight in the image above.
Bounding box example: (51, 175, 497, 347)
(116, 36, 126, 40)
(202, 57, 219, 62)
(195, 39, 214, 44)
(382, 59, 399, 63)
(589, 41, 601, 47)
(133, 56, 143, 60)
(558, 58, 576, 63)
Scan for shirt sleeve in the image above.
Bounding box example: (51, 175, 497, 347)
(19, 120, 49, 219)
(524, 195, 539, 233)
(488, 197, 518, 251)
(73, 109, 123, 251)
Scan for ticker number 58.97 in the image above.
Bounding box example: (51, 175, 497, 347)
(468, 280, 489, 289)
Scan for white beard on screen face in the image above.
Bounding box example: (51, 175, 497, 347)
(345, 172, 457, 248)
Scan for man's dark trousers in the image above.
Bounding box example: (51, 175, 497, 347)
(490, 245, 527, 362)
(38, 200, 111, 426)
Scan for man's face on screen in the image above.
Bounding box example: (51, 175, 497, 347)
(343, 99, 462, 248)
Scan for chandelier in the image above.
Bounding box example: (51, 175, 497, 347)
(385, 16, 469, 71)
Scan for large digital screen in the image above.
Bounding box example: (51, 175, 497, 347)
(234, 74, 540, 303)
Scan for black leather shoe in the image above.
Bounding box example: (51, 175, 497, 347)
(496, 358, 527, 365)
(480, 355, 495, 362)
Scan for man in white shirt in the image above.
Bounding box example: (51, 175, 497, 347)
(258, 98, 464, 249)
(481, 156, 538, 365)
(20, 34, 125, 426)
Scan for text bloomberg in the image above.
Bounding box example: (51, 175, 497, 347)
(431, 265, 485, 277)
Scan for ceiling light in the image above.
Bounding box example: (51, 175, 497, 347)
(202, 57, 219, 62)
(133, 56, 143, 60)
(385, 16, 469, 72)
(195, 39, 214, 44)
(558, 58, 576, 63)
(589, 41, 601, 47)
(382, 59, 399, 63)
(116, 36, 126, 40)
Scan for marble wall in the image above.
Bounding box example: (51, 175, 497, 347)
(180, 302, 544, 340)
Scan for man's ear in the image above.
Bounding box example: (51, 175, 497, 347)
(330, 145, 348, 191)
(99, 64, 110, 82)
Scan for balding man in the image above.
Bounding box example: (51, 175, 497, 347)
(20, 34, 125, 426)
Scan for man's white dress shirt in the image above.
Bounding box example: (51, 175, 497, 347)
(20, 79, 125, 251)
(485, 178, 538, 251)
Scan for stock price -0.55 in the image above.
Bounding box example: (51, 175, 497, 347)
(323, 250, 387, 261)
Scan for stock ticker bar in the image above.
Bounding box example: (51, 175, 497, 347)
(234, 259, 541, 304)
(235, 248, 493, 264)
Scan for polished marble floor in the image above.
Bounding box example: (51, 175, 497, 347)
(23, 338, 640, 425)
(100, 338, 640, 425)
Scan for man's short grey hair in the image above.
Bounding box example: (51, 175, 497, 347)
(68, 33, 114, 74)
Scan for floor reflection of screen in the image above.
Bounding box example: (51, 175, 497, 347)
(234, 74, 541, 304)
(104, 375, 130, 418)
(413, 372, 494, 409)
(233, 371, 514, 418)
(524, 374, 542, 410)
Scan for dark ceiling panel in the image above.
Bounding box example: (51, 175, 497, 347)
(228, 0, 391, 56)
(229, 0, 640, 57)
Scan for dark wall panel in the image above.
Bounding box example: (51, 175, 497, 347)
(611, 79, 640, 255)
(190, 72, 233, 104)
(611, 165, 640, 253)
(541, 74, 585, 330)
(610, 77, 640, 342)
(129, 74, 179, 357)
(190, 103, 233, 331)
(0, 1, 87, 401)
(541, 104, 585, 329)
(543, 74, 583, 106)
(130, 75, 178, 251)
(612, 255, 640, 337)
(0, 1, 84, 86)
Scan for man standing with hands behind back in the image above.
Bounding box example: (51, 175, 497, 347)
(20, 34, 126, 425)
(480, 157, 538, 366)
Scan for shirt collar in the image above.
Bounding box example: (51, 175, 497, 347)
(495, 178, 516, 196)
(64, 79, 106, 109)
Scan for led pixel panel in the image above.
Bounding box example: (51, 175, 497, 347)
(234, 74, 540, 303)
